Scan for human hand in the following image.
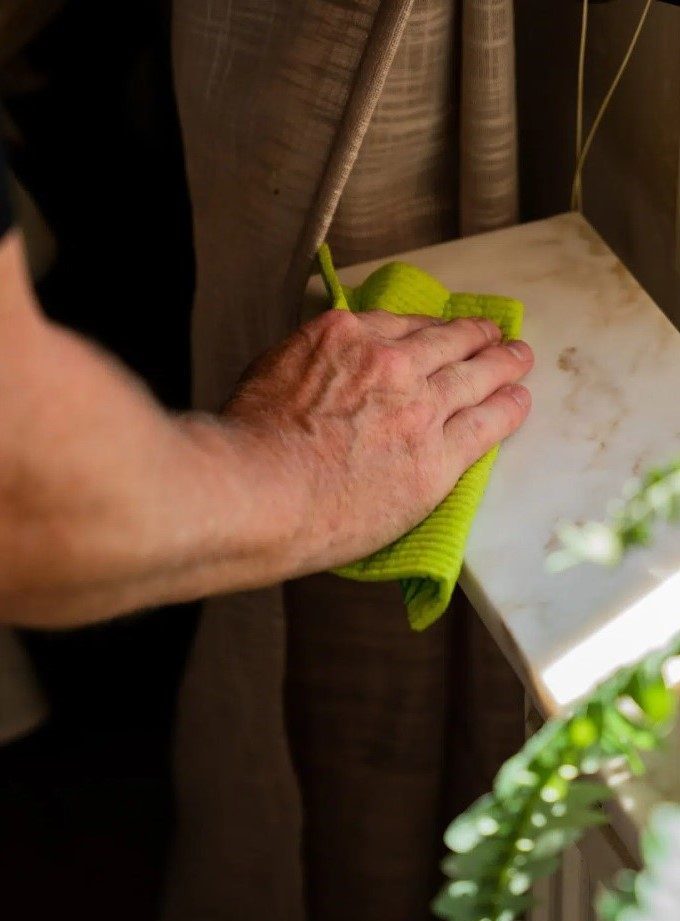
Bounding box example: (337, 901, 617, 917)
(0, 227, 533, 622)
(222, 309, 533, 576)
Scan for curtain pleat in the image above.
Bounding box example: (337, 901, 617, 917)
(460, 0, 518, 235)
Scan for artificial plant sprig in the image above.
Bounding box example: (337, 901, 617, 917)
(547, 459, 680, 572)
(432, 634, 680, 921)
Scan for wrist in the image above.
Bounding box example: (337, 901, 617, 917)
(178, 412, 311, 589)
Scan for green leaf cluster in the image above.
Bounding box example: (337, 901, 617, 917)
(432, 637, 680, 921)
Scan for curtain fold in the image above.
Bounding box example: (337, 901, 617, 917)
(167, 3, 414, 918)
(460, 0, 518, 236)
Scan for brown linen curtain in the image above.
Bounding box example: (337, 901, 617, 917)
(166, 2, 523, 919)
(459, 0, 518, 235)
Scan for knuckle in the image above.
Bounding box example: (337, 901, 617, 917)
(361, 309, 401, 336)
(448, 363, 479, 404)
(450, 317, 480, 337)
(416, 314, 446, 328)
(474, 343, 502, 365)
(368, 343, 411, 383)
(312, 310, 361, 357)
(457, 409, 487, 450)
(451, 317, 497, 343)
(317, 309, 359, 339)
(400, 398, 435, 435)
(363, 308, 393, 322)
(289, 323, 317, 354)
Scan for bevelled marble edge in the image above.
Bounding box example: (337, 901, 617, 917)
(456, 215, 680, 714)
(310, 214, 680, 715)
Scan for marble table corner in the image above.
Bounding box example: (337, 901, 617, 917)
(306, 212, 680, 855)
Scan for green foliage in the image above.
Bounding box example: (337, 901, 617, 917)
(547, 459, 680, 572)
(597, 804, 680, 921)
(432, 637, 680, 921)
(433, 457, 680, 920)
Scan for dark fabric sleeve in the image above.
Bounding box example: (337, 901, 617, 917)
(0, 137, 14, 239)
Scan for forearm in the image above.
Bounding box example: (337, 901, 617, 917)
(0, 221, 534, 627)
(0, 233, 304, 627)
(1, 411, 304, 628)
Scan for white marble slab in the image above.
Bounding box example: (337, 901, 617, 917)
(306, 213, 680, 716)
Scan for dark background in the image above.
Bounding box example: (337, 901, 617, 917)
(0, 3, 198, 919)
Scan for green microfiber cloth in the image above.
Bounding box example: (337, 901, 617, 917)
(317, 243, 523, 632)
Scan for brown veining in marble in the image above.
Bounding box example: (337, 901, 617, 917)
(544, 532, 561, 554)
(555, 345, 628, 460)
(557, 346, 578, 373)
(544, 519, 586, 555)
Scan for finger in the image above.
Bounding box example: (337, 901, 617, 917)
(444, 384, 532, 473)
(403, 316, 502, 374)
(430, 340, 534, 417)
(358, 309, 448, 339)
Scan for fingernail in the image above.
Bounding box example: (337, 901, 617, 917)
(505, 339, 532, 361)
(506, 384, 531, 408)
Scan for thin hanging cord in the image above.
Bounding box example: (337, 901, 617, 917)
(571, 0, 654, 212)
(574, 0, 589, 212)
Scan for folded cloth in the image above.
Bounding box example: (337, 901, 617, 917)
(317, 243, 523, 631)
